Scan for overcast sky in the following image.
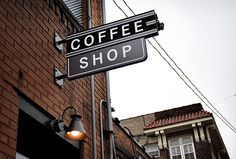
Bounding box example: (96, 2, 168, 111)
(105, 0, 236, 158)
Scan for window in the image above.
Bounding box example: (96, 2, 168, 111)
(169, 136, 196, 159)
(145, 143, 160, 159)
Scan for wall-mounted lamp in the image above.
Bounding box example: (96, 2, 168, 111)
(51, 106, 87, 141)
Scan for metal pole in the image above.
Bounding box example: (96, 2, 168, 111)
(87, 0, 96, 159)
(105, 72, 114, 159)
(99, 100, 105, 159)
(90, 75, 96, 159)
(101, 0, 116, 158)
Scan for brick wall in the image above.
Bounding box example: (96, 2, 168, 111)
(195, 142, 212, 159)
(0, 0, 105, 158)
(160, 149, 170, 159)
(113, 120, 152, 159)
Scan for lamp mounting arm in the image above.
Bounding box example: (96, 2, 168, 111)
(61, 106, 77, 121)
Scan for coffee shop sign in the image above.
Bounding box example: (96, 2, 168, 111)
(65, 10, 164, 80)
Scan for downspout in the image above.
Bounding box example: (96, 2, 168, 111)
(106, 69, 115, 159)
(87, 0, 96, 159)
(101, 0, 117, 158)
(99, 100, 105, 159)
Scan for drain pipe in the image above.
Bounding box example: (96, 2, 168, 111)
(101, 0, 117, 158)
(105, 73, 116, 159)
(99, 100, 105, 159)
(100, 100, 117, 159)
(87, 0, 96, 159)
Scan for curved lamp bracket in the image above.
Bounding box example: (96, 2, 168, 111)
(51, 106, 87, 141)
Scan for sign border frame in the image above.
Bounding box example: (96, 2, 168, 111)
(67, 38, 147, 80)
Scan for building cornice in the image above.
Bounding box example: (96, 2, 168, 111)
(144, 116, 213, 135)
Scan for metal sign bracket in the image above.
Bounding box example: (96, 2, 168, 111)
(54, 33, 64, 53)
(54, 67, 67, 88)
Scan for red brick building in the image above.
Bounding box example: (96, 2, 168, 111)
(0, 0, 151, 158)
(121, 103, 230, 159)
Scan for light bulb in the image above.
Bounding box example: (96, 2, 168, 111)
(70, 131, 80, 136)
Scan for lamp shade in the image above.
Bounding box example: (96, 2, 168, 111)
(64, 114, 87, 140)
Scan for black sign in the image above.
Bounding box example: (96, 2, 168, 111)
(66, 10, 159, 56)
(67, 38, 147, 80)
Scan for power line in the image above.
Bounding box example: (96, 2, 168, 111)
(123, 0, 236, 133)
(112, 0, 128, 17)
(151, 37, 236, 132)
(147, 39, 236, 133)
(122, 0, 135, 15)
(112, 0, 236, 133)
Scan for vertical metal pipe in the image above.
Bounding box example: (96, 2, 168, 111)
(87, 0, 96, 159)
(101, 0, 106, 23)
(99, 100, 105, 159)
(105, 72, 114, 159)
(90, 75, 96, 159)
(101, 0, 117, 158)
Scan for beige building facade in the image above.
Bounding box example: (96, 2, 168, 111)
(121, 103, 230, 159)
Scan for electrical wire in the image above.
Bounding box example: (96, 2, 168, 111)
(147, 39, 236, 133)
(112, 0, 128, 17)
(122, 0, 135, 15)
(151, 37, 236, 132)
(112, 0, 236, 133)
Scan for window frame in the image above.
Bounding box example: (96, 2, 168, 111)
(145, 143, 160, 159)
(168, 136, 196, 159)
